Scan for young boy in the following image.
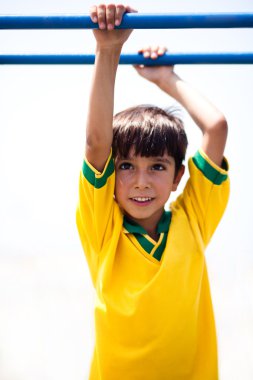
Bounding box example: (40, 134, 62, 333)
(76, 4, 230, 380)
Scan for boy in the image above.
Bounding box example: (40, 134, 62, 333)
(76, 4, 229, 380)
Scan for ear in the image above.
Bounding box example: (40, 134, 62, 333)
(172, 165, 185, 191)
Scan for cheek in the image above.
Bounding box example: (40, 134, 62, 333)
(154, 176, 175, 197)
(115, 171, 132, 188)
(115, 174, 128, 200)
(154, 175, 173, 187)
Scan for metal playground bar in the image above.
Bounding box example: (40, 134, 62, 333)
(1, 53, 253, 65)
(0, 13, 253, 65)
(1, 13, 253, 29)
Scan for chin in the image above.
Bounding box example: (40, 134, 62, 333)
(125, 209, 154, 220)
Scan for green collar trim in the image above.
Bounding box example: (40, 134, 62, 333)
(192, 151, 228, 185)
(157, 210, 172, 233)
(153, 233, 168, 261)
(123, 210, 171, 235)
(123, 218, 147, 234)
(123, 211, 171, 262)
(135, 234, 154, 254)
(133, 232, 168, 262)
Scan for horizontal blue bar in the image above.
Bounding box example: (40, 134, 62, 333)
(1, 53, 253, 65)
(1, 13, 253, 29)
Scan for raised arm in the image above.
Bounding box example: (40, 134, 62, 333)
(86, 4, 136, 172)
(134, 47, 228, 167)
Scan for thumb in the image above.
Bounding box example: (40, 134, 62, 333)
(133, 65, 153, 78)
(133, 64, 147, 75)
(133, 64, 141, 72)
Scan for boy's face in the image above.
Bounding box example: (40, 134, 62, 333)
(114, 150, 184, 230)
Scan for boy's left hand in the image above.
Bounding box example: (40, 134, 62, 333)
(134, 46, 175, 86)
(90, 4, 137, 49)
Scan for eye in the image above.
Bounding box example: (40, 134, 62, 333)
(151, 164, 166, 171)
(118, 162, 133, 170)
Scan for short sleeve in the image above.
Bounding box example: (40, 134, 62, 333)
(171, 149, 230, 247)
(76, 151, 116, 279)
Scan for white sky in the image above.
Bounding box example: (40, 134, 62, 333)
(0, 0, 253, 379)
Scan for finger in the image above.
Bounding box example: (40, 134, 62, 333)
(151, 45, 159, 52)
(97, 4, 106, 29)
(106, 4, 116, 30)
(157, 46, 168, 56)
(90, 5, 98, 23)
(115, 4, 126, 26)
(125, 5, 138, 13)
(150, 45, 159, 59)
(143, 47, 151, 58)
(133, 64, 145, 69)
(137, 46, 151, 57)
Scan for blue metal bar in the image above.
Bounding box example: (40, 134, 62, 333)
(1, 13, 253, 29)
(1, 53, 253, 65)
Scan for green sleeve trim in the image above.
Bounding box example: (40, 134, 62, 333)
(82, 153, 114, 189)
(192, 150, 228, 185)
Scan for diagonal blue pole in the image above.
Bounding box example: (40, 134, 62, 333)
(1, 13, 253, 29)
(1, 53, 253, 65)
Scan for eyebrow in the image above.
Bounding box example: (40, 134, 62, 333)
(152, 157, 172, 164)
(117, 157, 173, 164)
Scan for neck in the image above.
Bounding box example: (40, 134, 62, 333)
(147, 230, 160, 242)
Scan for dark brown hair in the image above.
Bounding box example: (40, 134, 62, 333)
(112, 104, 188, 174)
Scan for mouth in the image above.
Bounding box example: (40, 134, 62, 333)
(130, 197, 154, 206)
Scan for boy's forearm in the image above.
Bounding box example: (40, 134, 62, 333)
(157, 72, 227, 165)
(85, 45, 121, 170)
(85, 4, 135, 170)
(158, 73, 226, 135)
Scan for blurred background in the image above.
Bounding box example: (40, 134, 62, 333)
(0, 0, 253, 379)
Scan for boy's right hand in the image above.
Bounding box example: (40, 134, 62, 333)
(90, 4, 137, 49)
(134, 46, 176, 87)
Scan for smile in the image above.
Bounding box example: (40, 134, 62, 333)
(130, 197, 154, 205)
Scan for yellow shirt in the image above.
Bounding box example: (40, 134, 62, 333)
(76, 149, 229, 380)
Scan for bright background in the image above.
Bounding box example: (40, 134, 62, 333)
(0, 0, 253, 379)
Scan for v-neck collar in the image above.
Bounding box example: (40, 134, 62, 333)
(123, 210, 172, 235)
(122, 211, 172, 262)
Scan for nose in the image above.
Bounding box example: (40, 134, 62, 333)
(134, 170, 151, 189)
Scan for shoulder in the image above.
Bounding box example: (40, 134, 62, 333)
(170, 149, 230, 246)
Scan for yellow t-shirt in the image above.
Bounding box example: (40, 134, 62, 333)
(76, 149, 229, 380)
